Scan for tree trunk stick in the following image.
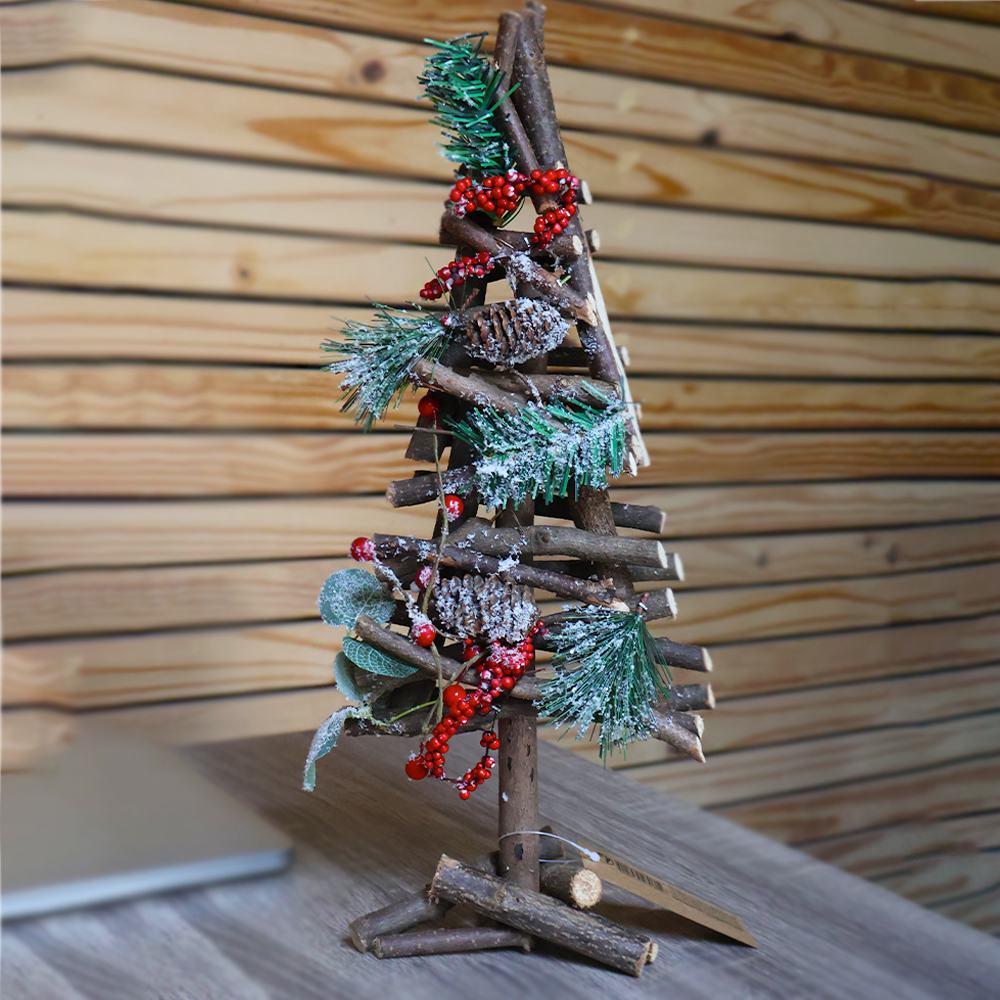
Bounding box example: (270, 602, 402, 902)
(539, 863, 603, 909)
(666, 683, 715, 712)
(498, 704, 541, 891)
(431, 856, 654, 976)
(537, 497, 666, 534)
(348, 890, 452, 953)
(651, 709, 706, 763)
(372, 927, 533, 958)
(654, 636, 713, 673)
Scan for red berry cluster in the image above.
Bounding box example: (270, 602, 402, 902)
(419, 250, 496, 301)
(448, 169, 528, 219)
(529, 169, 579, 248)
(404, 621, 545, 799)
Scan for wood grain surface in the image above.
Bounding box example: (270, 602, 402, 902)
(10, 139, 1000, 279)
(7, 68, 1000, 240)
(7, 289, 1000, 380)
(7, 732, 1000, 999)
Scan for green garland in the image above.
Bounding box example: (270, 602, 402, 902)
(419, 33, 516, 175)
(447, 385, 628, 507)
(322, 306, 449, 429)
(539, 609, 672, 759)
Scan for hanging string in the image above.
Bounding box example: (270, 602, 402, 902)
(497, 829, 599, 862)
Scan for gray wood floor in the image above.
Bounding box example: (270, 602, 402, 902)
(4, 730, 1000, 999)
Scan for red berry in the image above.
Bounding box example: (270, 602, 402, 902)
(415, 565, 437, 590)
(417, 394, 442, 421)
(477, 250, 491, 265)
(443, 684, 466, 708)
(459, 788, 471, 800)
(411, 622, 436, 647)
(350, 537, 375, 562)
(463, 643, 483, 662)
(405, 757, 428, 780)
(443, 495, 464, 521)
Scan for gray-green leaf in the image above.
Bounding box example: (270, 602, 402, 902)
(302, 706, 353, 791)
(333, 651, 367, 704)
(318, 569, 395, 628)
(343, 636, 418, 678)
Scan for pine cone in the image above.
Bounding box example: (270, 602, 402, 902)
(431, 573, 538, 643)
(459, 298, 569, 366)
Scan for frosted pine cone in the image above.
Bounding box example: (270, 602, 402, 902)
(459, 298, 569, 366)
(431, 573, 538, 643)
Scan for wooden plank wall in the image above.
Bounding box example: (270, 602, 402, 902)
(3, 0, 999, 933)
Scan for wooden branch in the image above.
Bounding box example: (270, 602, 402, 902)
(430, 856, 655, 976)
(411, 358, 527, 415)
(353, 616, 539, 702)
(666, 683, 715, 713)
(446, 519, 669, 568)
(539, 863, 603, 909)
(654, 637, 713, 673)
(372, 927, 533, 959)
(537, 497, 666, 534)
(348, 890, 452, 953)
(440, 221, 585, 260)
(671, 712, 705, 738)
(651, 709, 706, 763)
(464, 370, 619, 406)
(504, 251, 598, 326)
(386, 468, 475, 508)
(436, 543, 630, 611)
(546, 343, 629, 370)
(537, 559, 683, 584)
(492, 11, 539, 177)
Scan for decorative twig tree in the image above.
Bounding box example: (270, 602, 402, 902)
(303, 2, 713, 974)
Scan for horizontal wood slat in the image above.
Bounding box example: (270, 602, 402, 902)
(10, 140, 1000, 280)
(875, 853, 1000, 907)
(7, 364, 1000, 431)
(5, 563, 999, 706)
(7, 212, 1000, 330)
(6, 483, 1000, 573)
(711, 613, 1000, 699)
(5, 1, 1000, 188)
(6, 522, 1000, 640)
(7, 290, 1000, 381)
(7, 67, 1000, 243)
(571, 663, 1000, 767)
(865, 2, 1000, 29)
(716, 754, 1000, 843)
(595, 0, 1000, 79)
(931, 886, 1000, 935)
(180, 0, 1000, 132)
(634, 711, 1000, 808)
(4, 431, 999, 498)
(803, 812, 1000, 877)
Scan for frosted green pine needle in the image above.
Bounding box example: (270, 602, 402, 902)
(419, 33, 516, 175)
(539, 609, 673, 759)
(322, 306, 449, 429)
(447, 385, 628, 507)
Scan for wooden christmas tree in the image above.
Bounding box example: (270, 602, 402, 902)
(304, 2, 713, 973)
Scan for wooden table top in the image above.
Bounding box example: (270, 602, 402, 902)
(3, 730, 999, 999)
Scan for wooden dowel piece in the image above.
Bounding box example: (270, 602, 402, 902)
(386, 467, 475, 508)
(629, 587, 677, 620)
(666, 683, 715, 712)
(412, 358, 528, 415)
(431, 856, 654, 976)
(653, 637, 712, 672)
(349, 890, 452, 953)
(441, 222, 583, 260)
(539, 863, 603, 909)
(651, 709, 706, 763)
(537, 497, 666, 534)
(438, 520, 668, 568)
(535, 558, 682, 584)
(372, 927, 533, 959)
(462, 370, 618, 406)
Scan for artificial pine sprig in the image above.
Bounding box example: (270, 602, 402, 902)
(447, 385, 628, 507)
(419, 33, 516, 175)
(322, 306, 450, 428)
(539, 609, 673, 759)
